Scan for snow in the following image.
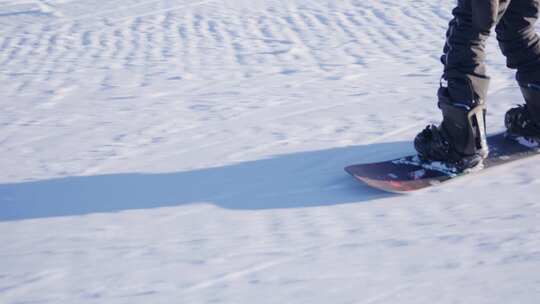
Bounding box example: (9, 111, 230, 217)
(1, 0, 540, 303)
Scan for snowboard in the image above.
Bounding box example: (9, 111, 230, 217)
(345, 133, 540, 193)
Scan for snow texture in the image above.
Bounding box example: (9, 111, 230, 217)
(1, 0, 540, 303)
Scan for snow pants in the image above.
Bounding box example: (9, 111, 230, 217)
(442, 0, 540, 105)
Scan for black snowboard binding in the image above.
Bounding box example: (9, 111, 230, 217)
(415, 76, 489, 172)
(505, 83, 540, 146)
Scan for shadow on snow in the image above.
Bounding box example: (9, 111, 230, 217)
(0, 141, 412, 221)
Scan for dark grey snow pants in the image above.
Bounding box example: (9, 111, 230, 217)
(442, 0, 540, 105)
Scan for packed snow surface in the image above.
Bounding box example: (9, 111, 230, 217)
(1, 0, 540, 303)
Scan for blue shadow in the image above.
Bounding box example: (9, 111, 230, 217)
(0, 141, 412, 221)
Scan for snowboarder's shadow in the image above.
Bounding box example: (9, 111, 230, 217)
(0, 141, 411, 221)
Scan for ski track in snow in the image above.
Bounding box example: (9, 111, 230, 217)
(1, 0, 540, 303)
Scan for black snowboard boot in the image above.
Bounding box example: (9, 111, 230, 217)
(505, 83, 540, 145)
(414, 79, 489, 172)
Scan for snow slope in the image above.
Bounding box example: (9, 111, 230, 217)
(1, 0, 540, 303)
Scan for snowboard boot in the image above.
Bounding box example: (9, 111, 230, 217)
(414, 80, 489, 172)
(505, 83, 540, 146)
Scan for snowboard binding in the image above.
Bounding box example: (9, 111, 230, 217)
(415, 76, 489, 173)
(504, 83, 540, 147)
